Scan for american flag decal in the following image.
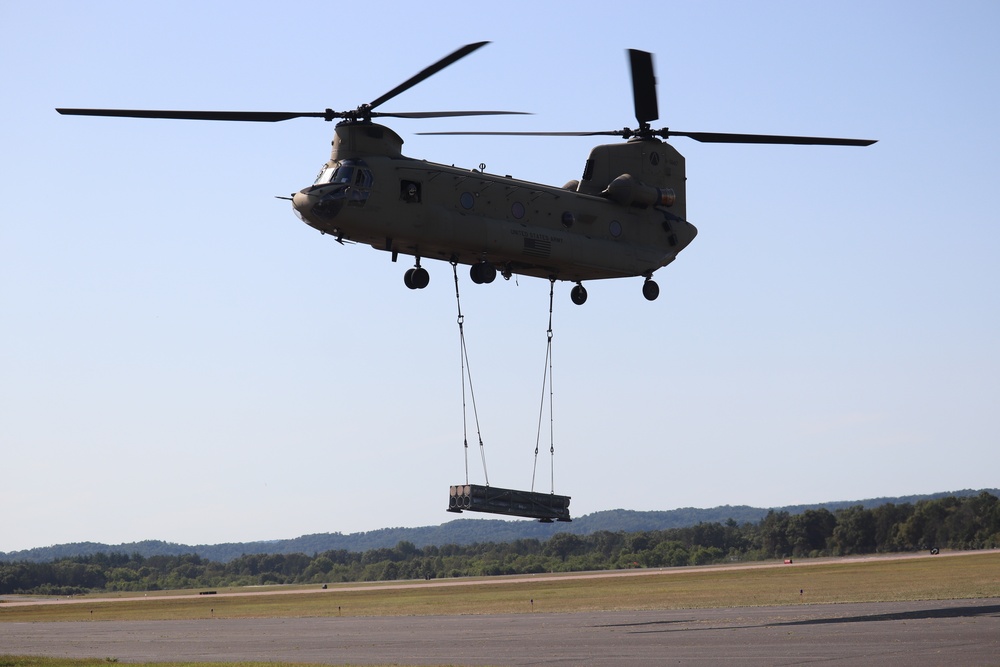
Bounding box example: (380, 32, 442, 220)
(523, 237, 551, 258)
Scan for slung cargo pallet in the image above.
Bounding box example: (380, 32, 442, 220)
(448, 484, 571, 522)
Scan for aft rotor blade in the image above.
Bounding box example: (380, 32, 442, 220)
(56, 108, 329, 122)
(629, 49, 658, 125)
(417, 130, 623, 137)
(368, 41, 490, 111)
(420, 128, 877, 146)
(667, 130, 877, 146)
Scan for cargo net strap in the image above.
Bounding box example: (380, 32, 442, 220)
(531, 278, 557, 494)
(452, 262, 488, 486)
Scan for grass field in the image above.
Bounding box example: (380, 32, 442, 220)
(0, 660, 352, 667)
(2, 551, 998, 624)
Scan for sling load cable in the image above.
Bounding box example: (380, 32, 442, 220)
(531, 277, 557, 495)
(451, 261, 489, 486)
(445, 271, 572, 522)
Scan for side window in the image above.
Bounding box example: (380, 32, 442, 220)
(400, 180, 421, 203)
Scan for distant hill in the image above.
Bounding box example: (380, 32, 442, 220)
(3, 489, 995, 563)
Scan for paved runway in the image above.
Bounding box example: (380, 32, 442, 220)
(2, 598, 998, 665)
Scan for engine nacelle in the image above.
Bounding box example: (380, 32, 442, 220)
(602, 174, 675, 208)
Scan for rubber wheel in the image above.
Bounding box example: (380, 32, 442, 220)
(470, 262, 497, 284)
(478, 262, 496, 284)
(570, 284, 588, 305)
(642, 280, 659, 301)
(411, 267, 430, 289)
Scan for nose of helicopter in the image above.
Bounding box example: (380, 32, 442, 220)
(292, 184, 347, 230)
(291, 189, 315, 222)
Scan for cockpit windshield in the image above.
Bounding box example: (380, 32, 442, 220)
(314, 160, 364, 185)
(314, 166, 335, 184)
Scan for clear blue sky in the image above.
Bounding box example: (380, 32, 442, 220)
(2, 0, 998, 552)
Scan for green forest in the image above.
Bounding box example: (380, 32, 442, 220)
(2, 492, 998, 596)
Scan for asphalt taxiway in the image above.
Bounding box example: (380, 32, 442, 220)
(2, 597, 998, 665)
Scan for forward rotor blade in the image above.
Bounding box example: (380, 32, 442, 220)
(629, 49, 658, 125)
(666, 130, 877, 146)
(367, 41, 490, 111)
(56, 108, 329, 122)
(376, 110, 531, 119)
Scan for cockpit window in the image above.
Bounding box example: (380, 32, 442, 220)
(314, 161, 366, 185)
(332, 166, 355, 184)
(314, 166, 335, 184)
(307, 160, 373, 207)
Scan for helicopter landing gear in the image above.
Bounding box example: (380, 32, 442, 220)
(570, 283, 588, 305)
(470, 261, 497, 284)
(642, 278, 660, 301)
(404, 260, 430, 290)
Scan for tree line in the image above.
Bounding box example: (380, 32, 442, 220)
(2, 492, 997, 596)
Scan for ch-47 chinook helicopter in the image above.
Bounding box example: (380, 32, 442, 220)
(57, 42, 875, 305)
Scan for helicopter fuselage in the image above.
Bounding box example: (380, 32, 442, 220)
(57, 42, 871, 304)
(292, 122, 697, 290)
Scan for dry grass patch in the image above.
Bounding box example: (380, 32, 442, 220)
(2, 551, 997, 623)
